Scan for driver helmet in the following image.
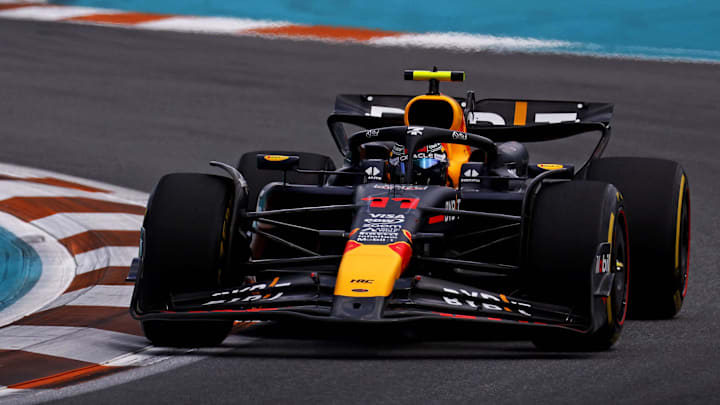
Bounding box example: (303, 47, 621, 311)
(388, 143, 449, 185)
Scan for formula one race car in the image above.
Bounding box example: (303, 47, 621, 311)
(129, 69, 691, 351)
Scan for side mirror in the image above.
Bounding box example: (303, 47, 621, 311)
(256, 154, 300, 171)
(528, 163, 574, 178)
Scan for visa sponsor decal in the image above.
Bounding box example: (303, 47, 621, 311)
(356, 213, 404, 243)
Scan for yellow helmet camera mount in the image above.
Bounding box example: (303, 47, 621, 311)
(403, 67, 465, 95)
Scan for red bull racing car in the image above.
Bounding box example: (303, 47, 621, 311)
(129, 69, 691, 350)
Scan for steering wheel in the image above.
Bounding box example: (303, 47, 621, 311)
(348, 126, 498, 184)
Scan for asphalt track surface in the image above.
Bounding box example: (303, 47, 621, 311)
(2, 19, 720, 404)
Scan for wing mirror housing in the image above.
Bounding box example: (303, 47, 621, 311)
(256, 154, 300, 171)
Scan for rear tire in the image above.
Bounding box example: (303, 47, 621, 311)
(528, 181, 629, 351)
(136, 173, 235, 347)
(585, 157, 690, 318)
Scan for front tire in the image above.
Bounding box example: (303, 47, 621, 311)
(135, 173, 235, 347)
(528, 181, 630, 351)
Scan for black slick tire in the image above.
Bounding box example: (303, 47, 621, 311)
(136, 173, 234, 347)
(585, 157, 690, 318)
(528, 181, 630, 351)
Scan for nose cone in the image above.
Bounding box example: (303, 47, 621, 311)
(331, 241, 412, 320)
(333, 242, 411, 298)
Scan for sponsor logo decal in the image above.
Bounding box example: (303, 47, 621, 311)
(463, 168, 480, 178)
(443, 198, 461, 222)
(365, 129, 380, 138)
(201, 279, 292, 306)
(442, 287, 532, 316)
(364, 166, 383, 181)
(596, 252, 611, 274)
(367, 106, 404, 118)
(467, 111, 579, 126)
(468, 111, 506, 126)
(356, 214, 404, 243)
(452, 131, 468, 141)
(372, 184, 428, 191)
(389, 143, 408, 165)
(365, 166, 381, 176)
(413, 152, 447, 161)
(407, 126, 424, 136)
(365, 213, 405, 223)
(426, 143, 443, 153)
(461, 168, 482, 183)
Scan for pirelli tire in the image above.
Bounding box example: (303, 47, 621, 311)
(585, 157, 690, 319)
(528, 181, 629, 351)
(137, 173, 234, 347)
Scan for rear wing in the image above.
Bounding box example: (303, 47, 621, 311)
(327, 93, 613, 156)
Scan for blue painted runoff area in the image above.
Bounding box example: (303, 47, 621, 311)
(53, 0, 720, 61)
(0, 227, 42, 310)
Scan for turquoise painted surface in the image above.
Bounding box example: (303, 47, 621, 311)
(52, 0, 720, 61)
(0, 227, 42, 310)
